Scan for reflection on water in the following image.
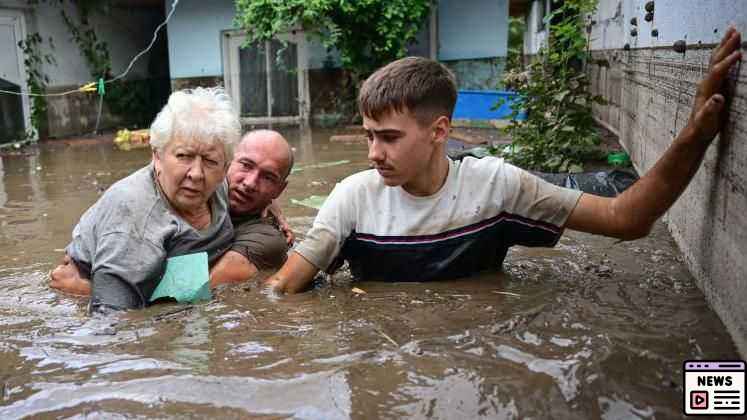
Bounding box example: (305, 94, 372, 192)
(0, 128, 740, 418)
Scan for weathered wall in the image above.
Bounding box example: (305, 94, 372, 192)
(588, 0, 747, 355)
(523, 0, 550, 55)
(40, 4, 167, 138)
(45, 6, 158, 83)
(438, 0, 508, 60)
(442, 57, 507, 90)
(166, 0, 341, 81)
(437, 0, 508, 91)
(166, 0, 235, 79)
(0, 1, 166, 138)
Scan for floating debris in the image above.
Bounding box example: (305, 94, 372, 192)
(291, 160, 350, 173)
(114, 129, 150, 151)
(375, 328, 399, 347)
(491, 291, 522, 298)
(291, 195, 328, 210)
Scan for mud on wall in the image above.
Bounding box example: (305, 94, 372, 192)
(442, 57, 507, 91)
(587, 1, 747, 355)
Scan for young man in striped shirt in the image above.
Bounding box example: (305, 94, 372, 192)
(266, 28, 742, 293)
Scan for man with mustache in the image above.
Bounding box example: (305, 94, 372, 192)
(265, 28, 743, 294)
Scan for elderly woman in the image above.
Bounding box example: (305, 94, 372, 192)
(50, 87, 240, 312)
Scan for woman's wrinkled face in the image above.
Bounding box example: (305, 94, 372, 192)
(153, 137, 227, 215)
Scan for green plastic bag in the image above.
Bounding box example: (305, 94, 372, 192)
(150, 252, 212, 303)
(607, 151, 631, 167)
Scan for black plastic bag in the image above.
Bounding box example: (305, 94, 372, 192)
(448, 147, 638, 197)
(532, 170, 638, 197)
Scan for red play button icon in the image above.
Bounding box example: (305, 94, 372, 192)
(690, 391, 708, 409)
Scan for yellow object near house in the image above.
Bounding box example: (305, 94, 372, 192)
(114, 129, 151, 151)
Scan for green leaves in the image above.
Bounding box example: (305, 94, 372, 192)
(235, 0, 431, 79)
(498, 0, 603, 173)
(18, 32, 56, 134)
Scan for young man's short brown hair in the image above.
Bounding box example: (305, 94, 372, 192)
(358, 56, 458, 126)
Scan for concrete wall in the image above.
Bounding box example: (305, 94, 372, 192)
(436, 0, 509, 91)
(0, 1, 165, 138)
(0, 1, 158, 85)
(442, 57, 507, 90)
(523, 0, 549, 55)
(587, 0, 747, 355)
(166, 0, 235, 79)
(35, 4, 159, 86)
(438, 0, 508, 60)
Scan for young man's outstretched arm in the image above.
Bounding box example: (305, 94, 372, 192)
(566, 27, 742, 238)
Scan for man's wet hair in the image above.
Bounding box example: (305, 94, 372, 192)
(358, 56, 458, 126)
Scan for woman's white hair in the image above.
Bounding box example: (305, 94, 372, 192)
(150, 87, 241, 162)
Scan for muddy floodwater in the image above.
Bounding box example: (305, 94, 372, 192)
(0, 128, 740, 419)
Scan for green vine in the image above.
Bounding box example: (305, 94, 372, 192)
(61, 9, 111, 78)
(59, 6, 160, 128)
(499, 0, 606, 172)
(505, 16, 526, 73)
(235, 0, 432, 82)
(17, 33, 56, 137)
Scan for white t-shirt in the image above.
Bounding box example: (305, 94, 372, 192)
(294, 156, 582, 281)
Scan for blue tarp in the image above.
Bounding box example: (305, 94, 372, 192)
(453, 90, 526, 121)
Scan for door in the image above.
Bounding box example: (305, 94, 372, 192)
(0, 10, 30, 143)
(223, 30, 309, 125)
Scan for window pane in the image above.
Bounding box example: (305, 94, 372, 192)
(268, 40, 299, 117)
(238, 41, 268, 117)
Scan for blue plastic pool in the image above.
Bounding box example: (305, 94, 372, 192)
(453, 90, 526, 121)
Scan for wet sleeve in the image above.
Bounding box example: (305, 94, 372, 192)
(499, 163, 583, 247)
(89, 232, 167, 310)
(293, 181, 356, 271)
(90, 271, 144, 312)
(230, 222, 288, 270)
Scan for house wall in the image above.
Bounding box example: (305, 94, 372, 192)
(165, 0, 234, 80)
(438, 0, 509, 90)
(523, 0, 549, 55)
(33, 5, 156, 86)
(0, 1, 165, 138)
(587, 0, 747, 356)
(438, 0, 508, 60)
(0, 5, 30, 142)
(165, 0, 511, 118)
(166, 0, 336, 85)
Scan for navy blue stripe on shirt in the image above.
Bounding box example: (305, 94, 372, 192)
(334, 212, 564, 282)
(353, 212, 562, 245)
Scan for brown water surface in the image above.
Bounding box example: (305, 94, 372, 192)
(0, 128, 739, 419)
